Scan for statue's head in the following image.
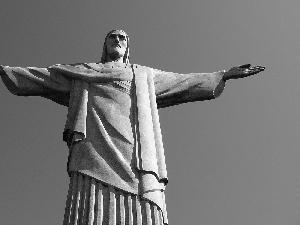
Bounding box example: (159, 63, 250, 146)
(101, 30, 130, 64)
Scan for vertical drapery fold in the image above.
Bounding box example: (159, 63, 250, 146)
(64, 172, 165, 225)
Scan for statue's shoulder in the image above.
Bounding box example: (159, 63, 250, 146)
(68, 62, 106, 71)
(132, 64, 154, 71)
(85, 62, 104, 70)
(51, 62, 89, 68)
(62, 62, 102, 68)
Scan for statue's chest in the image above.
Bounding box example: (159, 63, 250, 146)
(95, 67, 134, 95)
(98, 65, 134, 81)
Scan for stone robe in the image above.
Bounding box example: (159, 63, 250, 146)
(1, 62, 225, 221)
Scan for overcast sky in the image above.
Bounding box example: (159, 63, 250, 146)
(0, 0, 300, 224)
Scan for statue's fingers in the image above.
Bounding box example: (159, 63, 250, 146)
(248, 69, 259, 75)
(242, 69, 256, 76)
(249, 66, 265, 74)
(252, 65, 265, 71)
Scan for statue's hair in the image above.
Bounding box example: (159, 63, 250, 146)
(100, 30, 130, 64)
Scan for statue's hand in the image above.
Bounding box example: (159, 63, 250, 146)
(223, 64, 265, 81)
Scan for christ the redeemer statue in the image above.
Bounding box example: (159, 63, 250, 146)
(0, 30, 264, 225)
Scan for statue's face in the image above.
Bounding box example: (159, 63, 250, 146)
(105, 30, 128, 59)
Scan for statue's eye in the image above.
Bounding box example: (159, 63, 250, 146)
(119, 35, 126, 41)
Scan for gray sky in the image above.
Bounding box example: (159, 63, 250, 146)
(0, 0, 299, 224)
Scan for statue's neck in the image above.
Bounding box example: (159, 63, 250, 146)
(106, 54, 124, 63)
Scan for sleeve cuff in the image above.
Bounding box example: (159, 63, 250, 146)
(213, 70, 226, 98)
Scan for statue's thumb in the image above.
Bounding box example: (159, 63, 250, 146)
(239, 64, 251, 69)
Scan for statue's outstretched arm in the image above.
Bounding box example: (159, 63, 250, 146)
(153, 64, 265, 108)
(153, 68, 225, 108)
(0, 65, 71, 106)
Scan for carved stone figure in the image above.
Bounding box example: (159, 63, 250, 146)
(0, 30, 265, 225)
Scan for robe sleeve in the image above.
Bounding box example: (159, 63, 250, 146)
(152, 68, 226, 108)
(0, 65, 72, 106)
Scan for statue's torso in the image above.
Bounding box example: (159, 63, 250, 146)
(68, 63, 140, 193)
